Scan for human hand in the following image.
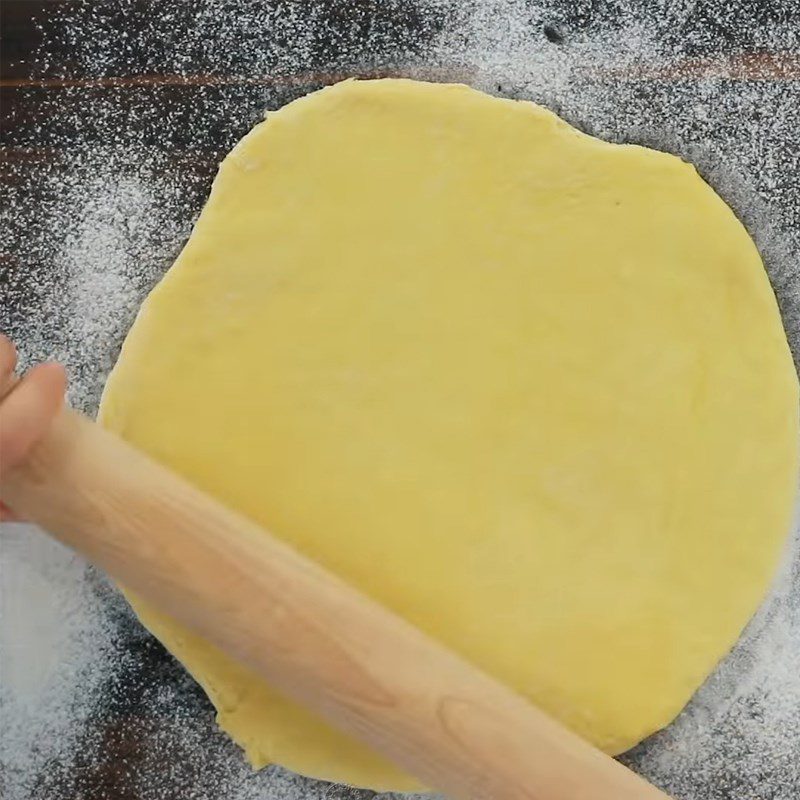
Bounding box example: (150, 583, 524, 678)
(0, 333, 67, 520)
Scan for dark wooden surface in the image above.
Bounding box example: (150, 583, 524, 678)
(2, 2, 799, 800)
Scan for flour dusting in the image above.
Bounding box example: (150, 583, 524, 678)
(0, 528, 123, 799)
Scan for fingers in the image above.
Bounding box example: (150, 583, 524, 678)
(0, 333, 18, 397)
(0, 335, 18, 520)
(0, 360, 67, 480)
(0, 336, 68, 522)
(0, 333, 20, 516)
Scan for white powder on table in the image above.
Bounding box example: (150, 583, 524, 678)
(2, 1, 798, 799)
(1, 164, 192, 799)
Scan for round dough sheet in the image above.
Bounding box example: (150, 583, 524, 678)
(99, 79, 799, 792)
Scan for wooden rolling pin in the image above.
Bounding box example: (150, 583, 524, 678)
(0, 405, 670, 800)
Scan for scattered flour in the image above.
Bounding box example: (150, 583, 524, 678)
(0, 527, 123, 799)
(1, 1, 798, 799)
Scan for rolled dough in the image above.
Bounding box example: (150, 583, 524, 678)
(99, 79, 799, 792)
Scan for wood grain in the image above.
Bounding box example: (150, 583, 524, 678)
(0, 406, 671, 800)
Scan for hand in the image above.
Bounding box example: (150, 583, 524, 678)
(0, 333, 67, 521)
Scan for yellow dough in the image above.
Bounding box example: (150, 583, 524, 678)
(99, 79, 799, 791)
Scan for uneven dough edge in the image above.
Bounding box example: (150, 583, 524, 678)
(98, 78, 800, 791)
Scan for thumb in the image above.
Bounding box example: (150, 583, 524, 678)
(0, 362, 68, 480)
